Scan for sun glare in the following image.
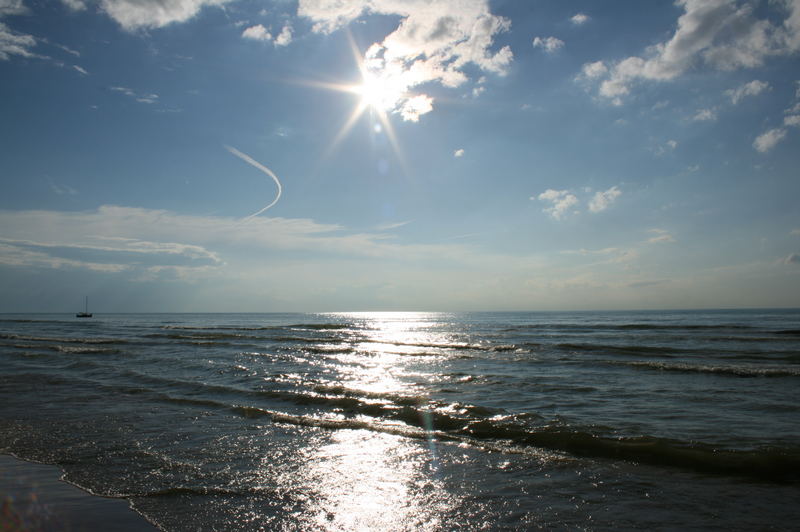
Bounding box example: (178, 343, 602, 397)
(356, 73, 399, 112)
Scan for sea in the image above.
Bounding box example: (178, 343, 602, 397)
(1, 309, 799, 531)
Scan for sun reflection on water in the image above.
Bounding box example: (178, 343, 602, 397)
(292, 429, 455, 531)
(272, 312, 460, 529)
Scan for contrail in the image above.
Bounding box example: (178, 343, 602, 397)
(225, 145, 283, 221)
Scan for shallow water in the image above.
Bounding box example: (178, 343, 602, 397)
(1, 310, 799, 529)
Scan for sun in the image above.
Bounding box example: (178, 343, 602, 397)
(355, 72, 400, 112)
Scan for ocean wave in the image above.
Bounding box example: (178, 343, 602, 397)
(0, 333, 129, 344)
(159, 323, 355, 331)
(6, 342, 123, 355)
(554, 342, 687, 357)
(504, 323, 756, 332)
(615, 360, 800, 378)
(223, 403, 800, 482)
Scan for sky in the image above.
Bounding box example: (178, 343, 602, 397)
(1, 0, 799, 312)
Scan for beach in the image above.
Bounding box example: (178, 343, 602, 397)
(0, 454, 156, 531)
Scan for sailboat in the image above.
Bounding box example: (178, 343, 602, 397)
(76, 296, 92, 318)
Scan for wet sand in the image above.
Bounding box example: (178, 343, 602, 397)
(0, 454, 156, 531)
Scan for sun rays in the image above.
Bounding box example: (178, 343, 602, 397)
(307, 33, 407, 171)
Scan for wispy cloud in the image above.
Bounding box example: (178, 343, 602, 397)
(588, 186, 621, 213)
(110, 86, 159, 104)
(0, 21, 37, 60)
(376, 220, 412, 231)
(725, 79, 770, 104)
(646, 228, 676, 244)
(654, 139, 678, 156)
(691, 108, 717, 122)
(0, 236, 222, 276)
(73, 64, 88, 75)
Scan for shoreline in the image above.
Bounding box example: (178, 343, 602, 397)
(0, 454, 158, 531)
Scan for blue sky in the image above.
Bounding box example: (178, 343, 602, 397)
(1, 0, 799, 312)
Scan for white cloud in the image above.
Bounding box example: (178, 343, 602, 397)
(571, 13, 589, 26)
(0, 236, 222, 275)
(73, 64, 88, 75)
(785, 114, 800, 126)
(580, 60, 607, 80)
(692, 108, 717, 121)
(242, 24, 271, 41)
(399, 93, 433, 122)
(586, 0, 800, 103)
(588, 186, 622, 213)
(275, 23, 292, 46)
(725, 79, 770, 104)
(453, 148, 464, 157)
(532, 36, 564, 53)
(298, 0, 512, 122)
(110, 86, 159, 104)
(0, 205, 438, 260)
(784, 253, 800, 265)
(0, 21, 37, 60)
(654, 139, 678, 155)
(536, 189, 579, 220)
(753, 127, 787, 152)
(60, 0, 87, 10)
(647, 228, 676, 244)
(0, 0, 26, 16)
(95, 0, 234, 31)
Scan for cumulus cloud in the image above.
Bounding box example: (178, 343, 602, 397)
(275, 23, 292, 46)
(242, 24, 271, 41)
(71, 0, 234, 31)
(584, 0, 800, 103)
(571, 13, 590, 26)
(453, 148, 464, 157)
(532, 36, 564, 53)
(298, 0, 512, 121)
(785, 114, 800, 126)
(536, 189, 579, 220)
(725, 79, 770, 104)
(753, 127, 787, 152)
(534, 185, 624, 220)
(576, 60, 608, 84)
(588, 186, 622, 213)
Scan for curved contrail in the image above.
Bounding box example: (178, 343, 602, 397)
(225, 145, 282, 221)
